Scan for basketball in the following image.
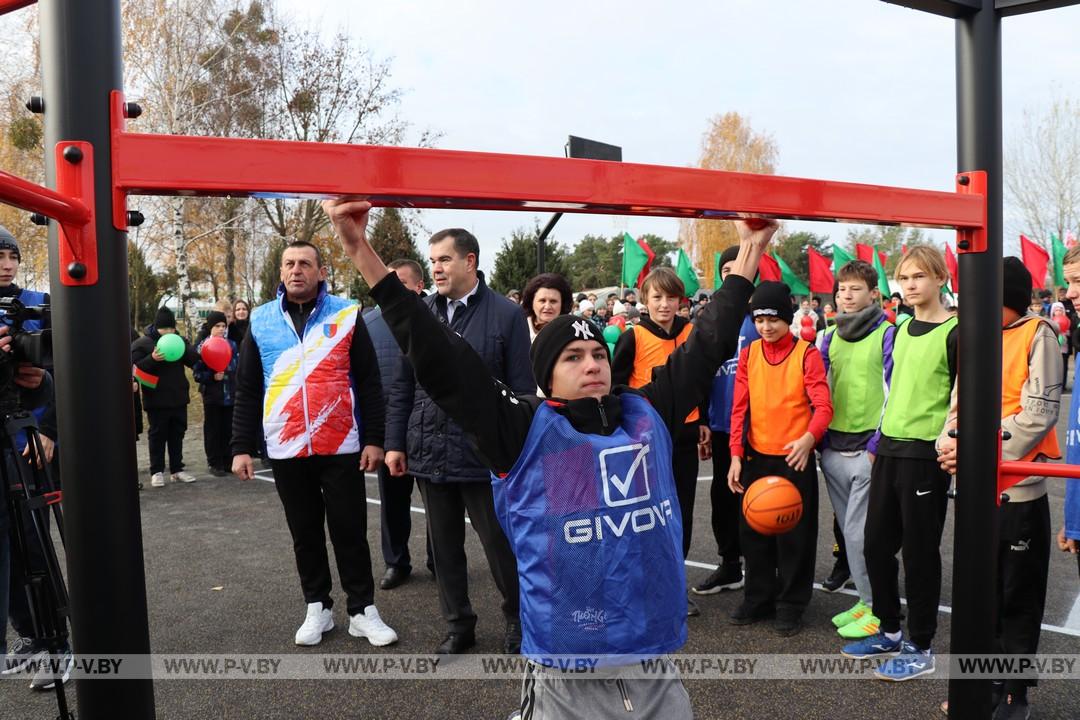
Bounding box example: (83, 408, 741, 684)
(742, 475, 803, 535)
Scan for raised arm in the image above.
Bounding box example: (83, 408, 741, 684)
(638, 219, 776, 429)
(324, 198, 536, 473)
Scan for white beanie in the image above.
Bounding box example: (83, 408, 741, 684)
(578, 299, 594, 313)
(612, 301, 626, 315)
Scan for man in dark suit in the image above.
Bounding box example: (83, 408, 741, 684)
(386, 229, 533, 655)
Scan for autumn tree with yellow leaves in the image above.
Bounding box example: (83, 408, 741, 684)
(679, 112, 778, 288)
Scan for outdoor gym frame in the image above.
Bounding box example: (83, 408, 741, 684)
(0, 0, 1078, 718)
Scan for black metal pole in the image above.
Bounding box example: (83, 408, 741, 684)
(40, 1, 156, 717)
(536, 212, 563, 275)
(950, 2, 1001, 718)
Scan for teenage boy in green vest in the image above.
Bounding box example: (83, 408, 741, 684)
(841, 246, 956, 682)
(819, 261, 895, 639)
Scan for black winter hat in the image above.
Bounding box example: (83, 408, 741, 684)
(1002, 256, 1033, 317)
(155, 306, 176, 330)
(530, 314, 609, 397)
(204, 311, 228, 329)
(750, 281, 794, 325)
(0, 225, 21, 262)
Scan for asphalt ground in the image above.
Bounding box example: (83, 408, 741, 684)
(3, 399, 1080, 720)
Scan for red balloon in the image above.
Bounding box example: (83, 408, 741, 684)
(609, 316, 626, 329)
(1055, 315, 1069, 335)
(200, 336, 233, 373)
(800, 315, 814, 326)
(884, 309, 897, 323)
(799, 325, 817, 342)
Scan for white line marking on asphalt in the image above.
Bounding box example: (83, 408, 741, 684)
(255, 468, 1080, 638)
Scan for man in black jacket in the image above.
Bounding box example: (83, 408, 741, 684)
(385, 229, 532, 655)
(131, 307, 199, 487)
(324, 197, 774, 720)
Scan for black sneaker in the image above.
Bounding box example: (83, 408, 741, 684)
(2, 637, 43, 675)
(729, 603, 775, 626)
(692, 562, 745, 595)
(821, 560, 851, 593)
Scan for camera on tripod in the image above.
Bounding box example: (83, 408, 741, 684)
(0, 296, 52, 369)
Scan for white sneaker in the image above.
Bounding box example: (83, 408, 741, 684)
(348, 605, 398, 646)
(171, 471, 197, 483)
(295, 602, 334, 646)
(150, 472, 166, 488)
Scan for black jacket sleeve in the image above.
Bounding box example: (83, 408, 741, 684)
(349, 309, 385, 447)
(230, 331, 264, 457)
(386, 354, 415, 453)
(639, 275, 755, 432)
(609, 326, 636, 387)
(370, 272, 537, 474)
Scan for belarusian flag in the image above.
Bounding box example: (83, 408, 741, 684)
(759, 253, 782, 283)
(1020, 234, 1050, 290)
(775, 253, 809, 295)
(807, 247, 834, 294)
(675, 248, 700, 298)
(1052, 233, 1067, 288)
(134, 366, 159, 389)
(871, 246, 890, 296)
(621, 232, 652, 288)
(832, 244, 855, 276)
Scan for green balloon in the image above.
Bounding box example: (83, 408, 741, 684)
(156, 333, 185, 362)
(602, 325, 621, 344)
(607, 342, 616, 356)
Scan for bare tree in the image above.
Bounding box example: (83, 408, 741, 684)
(1005, 99, 1080, 250)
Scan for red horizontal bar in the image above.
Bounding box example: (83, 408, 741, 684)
(0, 167, 91, 226)
(113, 133, 985, 229)
(0, 0, 36, 16)
(1001, 460, 1080, 480)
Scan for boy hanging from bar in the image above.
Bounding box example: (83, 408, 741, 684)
(322, 196, 777, 720)
(819, 260, 895, 640)
(841, 245, 956, 682)
(937, 256, 1061, 719)
(726, 281, 833, 638)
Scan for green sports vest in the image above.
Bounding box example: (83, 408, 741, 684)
(827, 322, 889, 433)
(880, 316, 957, 442)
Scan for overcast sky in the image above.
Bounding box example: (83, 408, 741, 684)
(279, 0, 1080, 273)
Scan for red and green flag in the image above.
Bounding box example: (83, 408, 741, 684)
(759, 253, 782, 283)
(134, 366, 159, 389)
(675, 248, 700, 298)
(621, 232, 654, 288)
(871, 246, 890, 296)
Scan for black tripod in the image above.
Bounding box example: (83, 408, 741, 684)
(4, 409, 72, 720)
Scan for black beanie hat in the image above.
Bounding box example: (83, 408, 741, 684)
(0, 225, 21, 262)
(530, 315, 609, 397)
(718, 245, 740, 270)
(1002, 257, 1033, 316)
(204, 310, 228, 330)
(750, 281, 794, 325)
(155, 306, 176, 330)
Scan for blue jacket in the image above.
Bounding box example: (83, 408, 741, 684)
(707, 314, 758, 433)
(386, 273, 533, 482)
(364, 307, 401, 399)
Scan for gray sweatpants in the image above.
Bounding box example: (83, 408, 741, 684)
(819, 448, 873, 605)
(519, 656, 692, 720)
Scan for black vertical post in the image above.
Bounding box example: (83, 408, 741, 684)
(951, 1, 1001, 718)
(40, 1, 156, 717)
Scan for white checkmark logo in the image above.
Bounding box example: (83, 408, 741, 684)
(916, 489, 932, 496)
(600, 444, 651, 507)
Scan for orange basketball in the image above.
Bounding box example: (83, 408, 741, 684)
(742, 475, 803, 535)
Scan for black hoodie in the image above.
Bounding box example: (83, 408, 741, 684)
(131, 324, 199, 409)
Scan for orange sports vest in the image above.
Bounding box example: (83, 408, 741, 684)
(745, 338, 812, 455)
(628, 323, 700, 423)
(1001, 317, 1061, 461)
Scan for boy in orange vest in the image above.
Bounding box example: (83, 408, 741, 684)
(612, 267, 705, 615)
(937, 257, 1062, 718)
(727, 281, 833, 636)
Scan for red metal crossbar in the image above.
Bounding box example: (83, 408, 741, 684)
(0, 167, 89, 227)
(1000, 460, 1080, 481)
(111, 131, 986, 230)
(0, 0, 36, 16)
